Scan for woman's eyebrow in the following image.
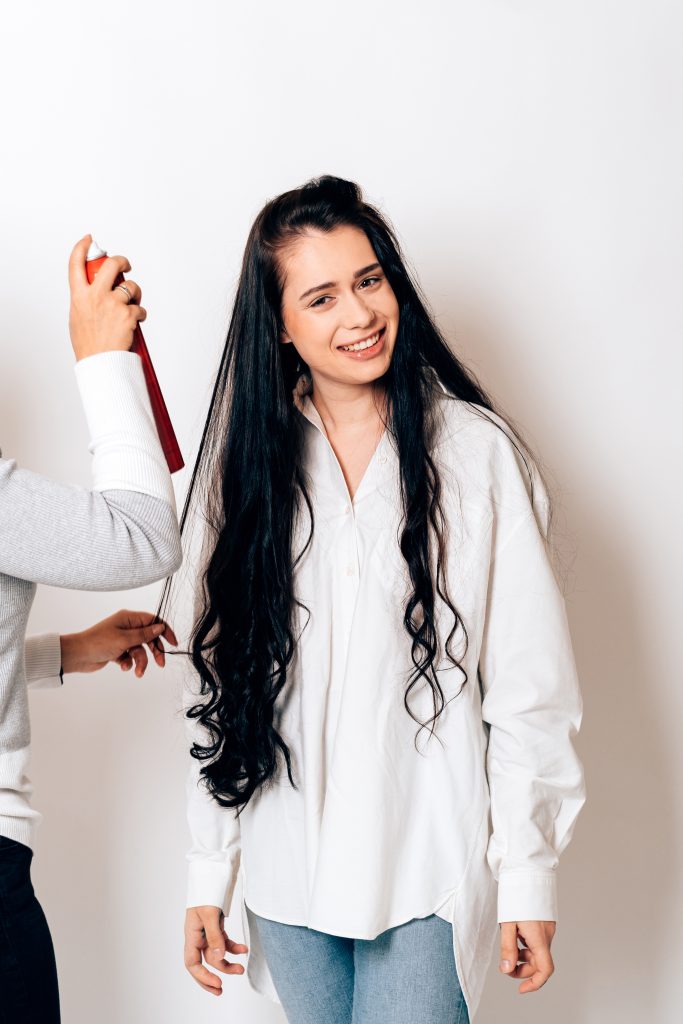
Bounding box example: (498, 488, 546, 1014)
(298, 262, 382, 302)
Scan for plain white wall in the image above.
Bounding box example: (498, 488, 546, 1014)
(1, 1, 681, 1021)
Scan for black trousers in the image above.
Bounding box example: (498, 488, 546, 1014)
(0, 835, 60, 1023)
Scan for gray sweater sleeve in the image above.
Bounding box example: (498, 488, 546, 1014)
(0, 459, 181, 591)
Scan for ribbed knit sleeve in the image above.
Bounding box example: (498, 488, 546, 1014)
(24, 633, 62, 689)
(74, 350, 176, 508)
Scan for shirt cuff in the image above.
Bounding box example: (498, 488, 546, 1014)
(497, 870, 558, 923)
(74, 350, 176, 510)
(186, 858, 240, 913)
(24, 633, 63, 688)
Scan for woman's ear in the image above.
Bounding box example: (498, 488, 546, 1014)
(279, 328, 293, 345)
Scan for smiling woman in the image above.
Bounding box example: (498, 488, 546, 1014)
(157, 175, 585, 1024)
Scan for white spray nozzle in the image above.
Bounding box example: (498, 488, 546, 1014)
(86, 238, 107, 261)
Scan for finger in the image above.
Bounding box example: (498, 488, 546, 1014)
(509, 948, 535, 979)
(202, 913, 227, 961)
(118, 611, 176, 643)
(520, 970, 552, 993)
(122, 622, 167, 648)
(220, 925, 249, 959)
(68, 235, 93, 292)
(93, 254, 132, 291)
(154, 621, 178, 647)
(130, 645, 149, 678)
(123, 305, 146, 330)
(192, 907, 238, 979)
(113, 279, 142, 305)
(118, 656, 133, 671)
(191, 975, 223, 994)
(225, 936, 249, 955)
(184, 957, 223, 995)
(148, 637, 165, 668)
(203, 952, 245, 976)
(519, 947, 554, 993)
(511, 962, 536, 979)
(499, 922, 519, 975)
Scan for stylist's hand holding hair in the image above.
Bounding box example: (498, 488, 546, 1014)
(60, 609, 178, 679)
(68, 233, 147, 361)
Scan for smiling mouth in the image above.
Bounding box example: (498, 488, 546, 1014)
(338, 327, 385, 353)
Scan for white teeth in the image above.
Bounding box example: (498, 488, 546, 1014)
(340, 331, 381, 353)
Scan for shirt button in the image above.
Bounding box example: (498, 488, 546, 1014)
(379, 454, 388, 464)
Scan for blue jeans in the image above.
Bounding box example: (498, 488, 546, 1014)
(0, 836, 60, 1023)
(246, 907, 469, 1024)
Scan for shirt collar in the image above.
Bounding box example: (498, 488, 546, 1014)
(293, 369, 450, 426)
(292, 372, 328, 435)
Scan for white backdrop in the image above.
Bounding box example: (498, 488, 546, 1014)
(1, 2, 681, 1021)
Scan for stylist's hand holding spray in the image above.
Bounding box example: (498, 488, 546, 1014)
(69, 233, 146, 360)
(60, 235, 176, 678)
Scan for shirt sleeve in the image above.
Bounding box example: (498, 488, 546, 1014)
(185, 542, 241, 913)
(479, 447, 586, 924)
(0, 350, 182, 589)
(185, 719, 242, 913)
(24, 633, 62, 689)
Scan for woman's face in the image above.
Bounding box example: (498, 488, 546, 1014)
(278, 225, 399, 390)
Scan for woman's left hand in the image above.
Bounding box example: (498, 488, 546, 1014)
(499, 920, 556, 993)
(59, 609, 178, 678)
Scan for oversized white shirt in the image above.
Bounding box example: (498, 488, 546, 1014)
(185, 378, 585, 1021)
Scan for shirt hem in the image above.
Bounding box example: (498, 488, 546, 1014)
(242, 891, 457, 941)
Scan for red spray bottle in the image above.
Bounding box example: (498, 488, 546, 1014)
(85, 240, 184, 474)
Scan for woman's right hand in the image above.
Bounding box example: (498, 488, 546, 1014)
(184, 906, 249, 996)
(68, 234, 147, 361)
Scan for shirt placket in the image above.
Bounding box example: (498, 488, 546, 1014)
(325, 495, 361, 781)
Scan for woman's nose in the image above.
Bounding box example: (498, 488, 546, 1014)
(341, 290, 375, 329)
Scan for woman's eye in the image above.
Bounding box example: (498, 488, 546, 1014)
(309, 277, 382, 308)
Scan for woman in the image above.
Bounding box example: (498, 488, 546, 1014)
(174, 177, 585, 1023)
(0, 235, 182, 1022)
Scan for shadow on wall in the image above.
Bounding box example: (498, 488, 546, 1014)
(435, 301, 678, 1023)
(474, 425, 677, 1023)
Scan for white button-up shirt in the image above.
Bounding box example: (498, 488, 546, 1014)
(185, 378, 585, 1020)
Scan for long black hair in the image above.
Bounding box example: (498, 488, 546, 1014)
(157, 175, 547, 811)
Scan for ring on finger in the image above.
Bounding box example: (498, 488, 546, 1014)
(115, 283, 133, 303)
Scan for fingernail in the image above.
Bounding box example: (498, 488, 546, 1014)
(154, 624, 164, 634)
(213, 949, 224, 957)
(500, 959, 512, 971)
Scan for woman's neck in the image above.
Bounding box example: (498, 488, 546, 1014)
(309, 374, 387, 435)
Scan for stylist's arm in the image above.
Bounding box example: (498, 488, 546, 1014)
(20, 235, 183, 690)
(53, 236, 176, 678)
